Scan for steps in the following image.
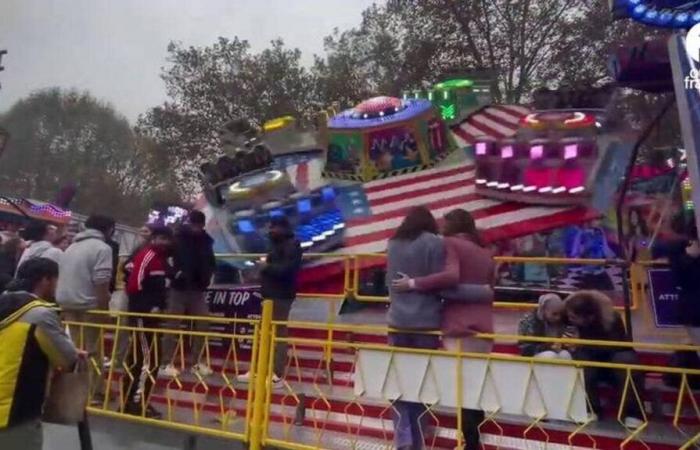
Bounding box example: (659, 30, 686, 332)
(93, 324, 700, 450)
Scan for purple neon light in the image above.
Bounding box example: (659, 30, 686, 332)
(328, 98, 433, 129)
(564, 144, 578, 160)
(530, 145, 543, 159)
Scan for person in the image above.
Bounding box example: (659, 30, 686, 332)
(122, 226, 174, 419)
(0, 237, 24, 292)
(56, 214, 115, 403)
(518, 293, 572, 359)
(666, 220, 700, 344)
(161, 210, 216, 377)
(565, 290, 645, 429)
(53, 234, 71, 252)
(238, 216, 302, 387)
(16, 221, 63, 269)
(386, 206, 447, 450)
(0, 258, 80, 450)
(391, 208, 493, 450)
(569, 222, 615, 291)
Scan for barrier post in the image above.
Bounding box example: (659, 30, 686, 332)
(250, 299, 274, 450)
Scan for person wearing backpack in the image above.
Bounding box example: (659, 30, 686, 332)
(0, 258, 80, 450)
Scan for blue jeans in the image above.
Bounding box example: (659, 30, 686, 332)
(388, 332, 440, 450)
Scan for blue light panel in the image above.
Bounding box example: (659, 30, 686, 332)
(237, 220, 255, 233)
(297, 199, 312, 214)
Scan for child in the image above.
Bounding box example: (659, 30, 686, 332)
(518, 293, 572, 359)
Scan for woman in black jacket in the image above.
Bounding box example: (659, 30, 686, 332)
(565, 291, 645, 428)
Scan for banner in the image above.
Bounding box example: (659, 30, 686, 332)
(206, 285, 262, 349)
(647, 269, 682, 328)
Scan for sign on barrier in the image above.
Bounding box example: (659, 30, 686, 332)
(647, 269, 683, 328)
(206, 285, 262, 349)
(355, 349, 589, 423)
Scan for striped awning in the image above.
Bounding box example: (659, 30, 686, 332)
(450, 105, 530, 148)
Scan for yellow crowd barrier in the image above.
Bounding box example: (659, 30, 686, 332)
(62, 297, 700, 450)
(213, 252, 644, 311)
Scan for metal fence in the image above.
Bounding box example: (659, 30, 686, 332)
(62, 299, 700, 450)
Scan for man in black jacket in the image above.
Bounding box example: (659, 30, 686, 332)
(161, 210, 216, 378)
(238, 216, 302, 386)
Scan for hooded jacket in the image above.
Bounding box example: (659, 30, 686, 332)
(0, 292, 77, 428)
(260, 231, 303, 301)
(56, 229, 113, 310)
(16, 241, 63, 271)
(172, 225, 216, 291)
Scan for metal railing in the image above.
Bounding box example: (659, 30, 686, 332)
(212, 252, 639, 310)
(62, 297, 700, 450)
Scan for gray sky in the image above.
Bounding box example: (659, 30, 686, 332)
(0, 0, 378, 123)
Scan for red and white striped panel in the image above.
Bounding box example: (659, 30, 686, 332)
(341, 162, 598, 253)
(450, 105, 531, 148)
(285, 159, 324, 193)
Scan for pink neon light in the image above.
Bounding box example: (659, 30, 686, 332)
(530, 145, 543, 159)
(476, 142, 487, 155)
(564, 144, 578, 160)
(501, 146, 513, 158)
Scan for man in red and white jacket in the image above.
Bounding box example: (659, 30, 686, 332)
(122, 226, 173, 419)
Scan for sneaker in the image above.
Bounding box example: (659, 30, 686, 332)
(160, 364, 181, 377)
(124, 403, 162, 420)
(237, 371, 252, 383)
(624, 416, 644, 430)
(191, 363, 213, 377)
(271, 374, 284, 389)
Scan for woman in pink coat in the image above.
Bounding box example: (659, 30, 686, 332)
(392, 208, 495, 450)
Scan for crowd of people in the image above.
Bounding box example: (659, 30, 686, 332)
(4, 203, 698, 450)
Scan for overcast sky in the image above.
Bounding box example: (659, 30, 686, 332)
(0, 0, 378, 123)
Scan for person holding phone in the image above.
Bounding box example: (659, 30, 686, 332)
(565, 290, 645, 429)
(518, 294, 573, 359)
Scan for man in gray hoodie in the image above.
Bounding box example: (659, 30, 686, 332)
(16, 221, 63, 270)
(56, 214, 115, 401)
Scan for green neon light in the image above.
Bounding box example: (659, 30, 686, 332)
(440, 103, 456, 120)
(428, 91, 433, 101)
(434, 79, 473, 90)
(443, 90, 449, 100)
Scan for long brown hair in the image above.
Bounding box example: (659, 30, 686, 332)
(391, 206, 438, 241)
(443, 208, 484, 246)
(565, 290, 616, 331)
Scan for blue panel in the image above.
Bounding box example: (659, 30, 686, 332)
(297, 199, 312, 214)
(237, 220, 255, 234)
(322, 186, 336, 201)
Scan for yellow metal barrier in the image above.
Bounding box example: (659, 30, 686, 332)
(262, 315, 700, 450)
(214, 252, 636, 310)
(61, 291, 700, 450)
(63, 310, 260, 444)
